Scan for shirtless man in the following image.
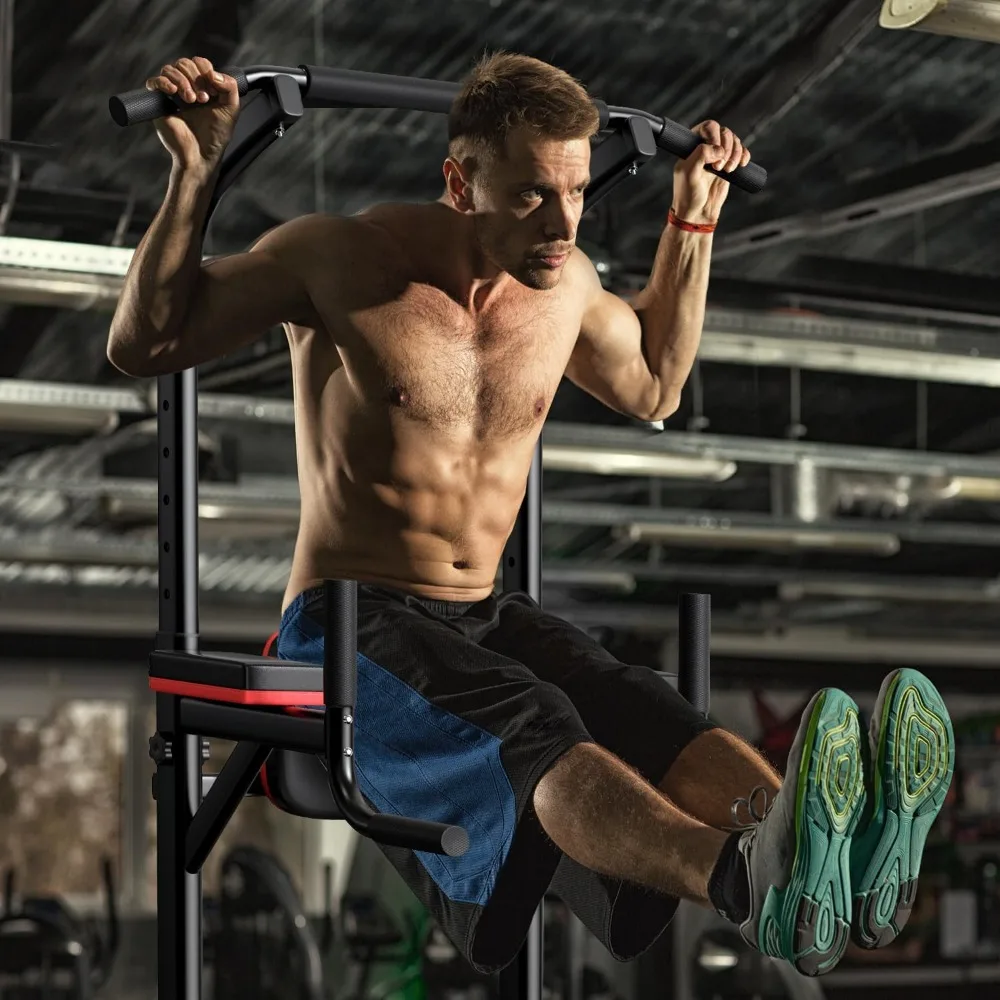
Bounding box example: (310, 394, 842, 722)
(108, 52, 954, 977)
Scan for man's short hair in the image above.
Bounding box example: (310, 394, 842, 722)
(448, 51, 600, 161)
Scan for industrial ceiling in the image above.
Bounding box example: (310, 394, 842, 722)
(2, 0, 1000, 681)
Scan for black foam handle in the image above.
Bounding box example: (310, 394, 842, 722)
(109, 67, 250, 127)
(677, 593, 711, 715)
(657, 117, 767, 194)
(324, 579, 358, 708)
(364, 813, 470, 857)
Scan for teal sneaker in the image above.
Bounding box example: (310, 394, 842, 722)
(850, 669, 955, 949)
(736, 688, 866, 976)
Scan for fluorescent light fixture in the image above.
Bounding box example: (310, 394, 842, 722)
(101, 495, 300, 526)
(0, 235, 135, 276)
(780, 578, 1000, 604)
(699, 308, 1000, 388)
(619, 521, 901, 555)
(0, 268, 123, 310)
(697, 943, 740, 971)
(880, 0, 1000, 43)
(0, 400, 118, 434)
(197, 501, 299, 523)
(543, 444, 736, 481)
(952, 476, 1000, 501)
(543, 566, 637, 593)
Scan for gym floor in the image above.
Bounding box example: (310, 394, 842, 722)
(2, 2, 1000, 1000)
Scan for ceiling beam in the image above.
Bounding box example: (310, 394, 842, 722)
(544, 422, 1000, 481)
(710, 134, 1000, 260)
(710, 0, 877, 144)
(767, 255, 1000, 320)
(544, 558, 1000, 601)
(544, 500, 1000, 550)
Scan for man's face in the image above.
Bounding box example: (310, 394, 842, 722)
(455, 128, 591, 290)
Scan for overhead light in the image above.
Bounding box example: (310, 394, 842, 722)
(618, 521, 901, 556)
(0, 235, 134, 276)
(880, 0, 1000, 43)
(542, 566, 637, 593)
(780, 578, 1000, 604)
(101, 495, 300, 527)
(543, 444, 736, 481)
(198, 501, 299, 523)
(952, 476, 1000, 501)
(700, 323, 1000, 387)
(0, 268, 123, 310)
(697, 944, 740, 971)
(0, 399, 118, 434)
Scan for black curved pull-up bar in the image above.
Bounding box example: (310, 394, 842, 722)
(109, 63, 767, 194)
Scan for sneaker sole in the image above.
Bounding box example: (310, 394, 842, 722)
(851, 669, 954, 949)
(756, 689, 866, 977)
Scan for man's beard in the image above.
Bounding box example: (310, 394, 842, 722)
(473, 216, 554, 290)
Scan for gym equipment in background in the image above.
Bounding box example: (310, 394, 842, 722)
(211, 847, 333, 1000)
(692, 927, 827, 1000)
(108, 62, 737, 1000)
(0, 857, 119, 1000)
(339, 893, 427, 1000)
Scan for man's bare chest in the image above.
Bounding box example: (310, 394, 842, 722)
(339, 287, 581, 438)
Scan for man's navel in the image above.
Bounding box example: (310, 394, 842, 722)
(388, 384, 409, 406)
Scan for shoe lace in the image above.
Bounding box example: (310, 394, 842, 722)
(730, 785, 772, 830)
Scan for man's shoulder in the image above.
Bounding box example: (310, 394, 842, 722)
(255, 209, 411, 280)
(562, 246, 606, 303)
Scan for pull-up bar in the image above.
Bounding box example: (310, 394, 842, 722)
(110, 63, 768, 194)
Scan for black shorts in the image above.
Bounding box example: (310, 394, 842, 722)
(276, 584, 715, 974)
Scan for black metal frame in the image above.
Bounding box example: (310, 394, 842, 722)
(116, 65, 717, 1000)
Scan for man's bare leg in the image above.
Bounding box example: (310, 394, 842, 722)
(533, 742, 729, 904)
(659, 728, 782, 830)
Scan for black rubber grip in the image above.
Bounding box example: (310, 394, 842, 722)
(303, 65, 456, 114)
(657, 117, 767, 194)
(324, 579, 358, 708)
(677, 593, 711, 715)
(365, 813, 470, 857)
(108, 67, 249, 127)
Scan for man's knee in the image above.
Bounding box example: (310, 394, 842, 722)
(534, 742, 597, 820)
(534, 741, 639, 833)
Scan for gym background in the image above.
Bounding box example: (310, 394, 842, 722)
(1, 1, 999, 999)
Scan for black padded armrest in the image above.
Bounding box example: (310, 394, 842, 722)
(150, 650, 323, 706)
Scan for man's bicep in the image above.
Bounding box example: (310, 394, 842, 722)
(566, 278, 655, 415)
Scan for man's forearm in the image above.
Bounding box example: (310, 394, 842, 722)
(631, 220, 713, 410)
(107, 166, 216, 370)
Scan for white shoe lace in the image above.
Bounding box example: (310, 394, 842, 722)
(730, 785, 772, 830)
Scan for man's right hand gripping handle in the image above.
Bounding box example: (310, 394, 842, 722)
(145, 56, 242, 179)
(106, 57, 241, 376)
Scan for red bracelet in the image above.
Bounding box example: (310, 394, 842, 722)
(667, 208, 717, 234)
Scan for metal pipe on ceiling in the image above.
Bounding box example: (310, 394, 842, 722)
(544, 500, 1000, 549)
(0, 267, 123, 310)
(555, 602, 1000, 667)
(543, 422, 1000, 481)
(543, 558, 1000, 604)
